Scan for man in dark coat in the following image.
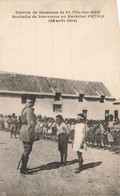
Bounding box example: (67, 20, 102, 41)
(20, 98, 37, 174)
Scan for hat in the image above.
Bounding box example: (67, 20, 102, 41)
(26, 98, 36, 103)
(77, 113, 85, 120)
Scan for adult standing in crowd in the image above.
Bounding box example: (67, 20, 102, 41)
(0, 114, 5, 130)
(73, 113, 87, 173)
(4, 115, 9, 131)
(20, 98, 37, 174)
(10, 113, 17, 138)
(55, 115, 70, 166)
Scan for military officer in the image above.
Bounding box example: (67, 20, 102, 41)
(20, 97, 37, 174)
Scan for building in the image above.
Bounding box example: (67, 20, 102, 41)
(113, 99, 120, 120)
(0, 72, 116, 119)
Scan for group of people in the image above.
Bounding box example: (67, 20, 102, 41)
(1, 98, 120, 175)
(0, 113, 21, 138)
(1, 113, 119, 152)
(86, 119, 120, 152)
(19, 98, 87, 174)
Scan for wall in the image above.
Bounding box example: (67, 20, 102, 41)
(0, 94, 22, 116)
(0, 93, 115, 119)
(61, 97, 114, 119)
(35, 96, 115, 119)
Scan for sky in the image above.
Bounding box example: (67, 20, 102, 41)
(0, 0, 120, 98)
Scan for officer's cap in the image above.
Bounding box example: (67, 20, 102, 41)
(26, 97, 36, 103)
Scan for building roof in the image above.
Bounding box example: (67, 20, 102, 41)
(113, 99, 120, 105)
(0, 72, 113, 97)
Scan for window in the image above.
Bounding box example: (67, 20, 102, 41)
(114, 110, 118, 121)
(79, 94, 84, 102)
(21, 95, 26, 104)
(54, 92, 61, 101)
(105, 110, 109, 120)
(82, 110, 87, 120)
(100, 95, 105, 103)
(53, 104, 62, 112)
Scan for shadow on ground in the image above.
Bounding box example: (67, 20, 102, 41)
(28, 160, 102, 173)
(29, 162, 62, 173)
(83, 161, 102, 170)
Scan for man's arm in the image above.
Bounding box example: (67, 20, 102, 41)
(26, 109, 35, 130)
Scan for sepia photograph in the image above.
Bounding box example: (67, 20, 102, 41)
(0, 0, 120, 195)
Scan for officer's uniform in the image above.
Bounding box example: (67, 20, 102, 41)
(20, 99, 36, 174)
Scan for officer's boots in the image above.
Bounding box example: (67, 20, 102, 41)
(20, 154, 29, 174)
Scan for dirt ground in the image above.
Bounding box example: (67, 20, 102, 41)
(0, 131, 120, 196)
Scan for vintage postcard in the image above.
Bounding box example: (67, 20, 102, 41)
(0, 0, 120, 196)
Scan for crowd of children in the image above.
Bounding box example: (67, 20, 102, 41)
(0, 113, 120, 153)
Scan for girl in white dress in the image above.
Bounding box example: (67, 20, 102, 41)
(73, 113, 87, 172)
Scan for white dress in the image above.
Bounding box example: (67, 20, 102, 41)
(73, 123, 87, 152)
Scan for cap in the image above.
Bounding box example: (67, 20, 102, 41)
(26, 98, 36, 103)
